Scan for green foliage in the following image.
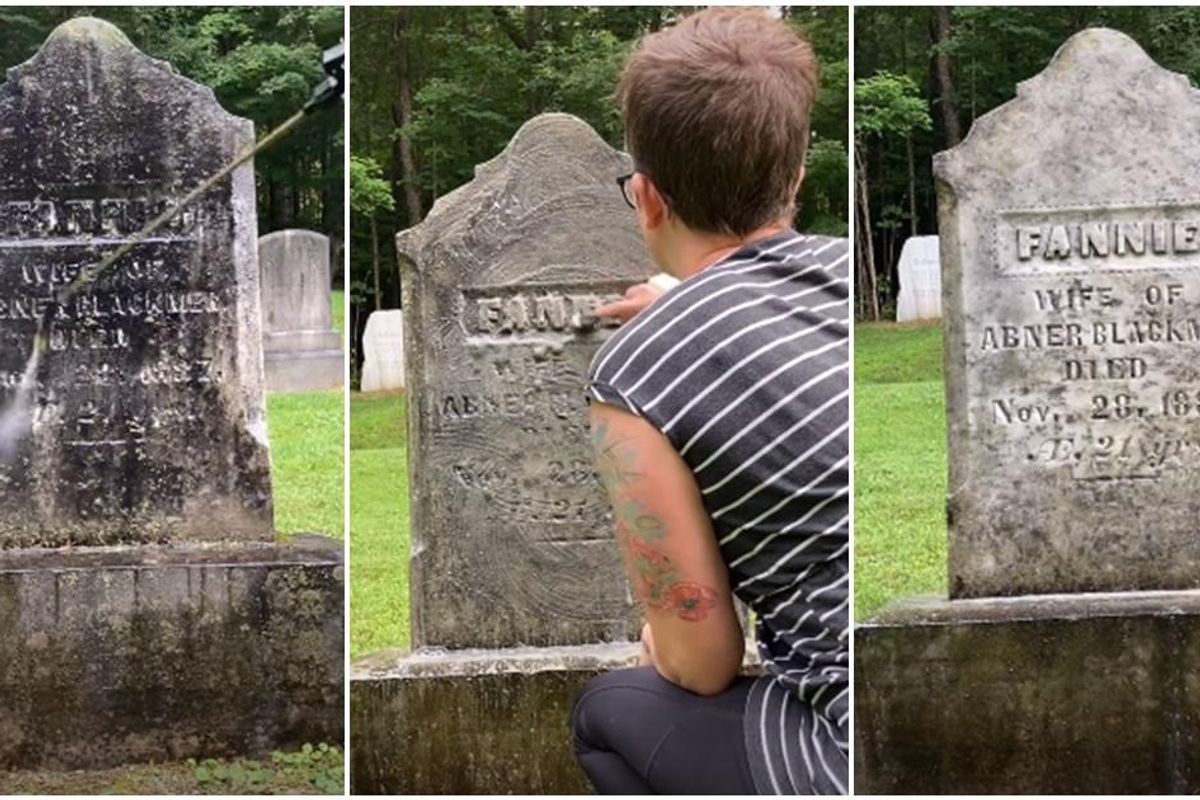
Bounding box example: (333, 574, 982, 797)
(189, 744, 343, 795)
(0, 7, 343, 241)
(854, 72, 931, 139)
(349, 156, 395, 216)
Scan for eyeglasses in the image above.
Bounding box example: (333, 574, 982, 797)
(616, 172, 636, 209)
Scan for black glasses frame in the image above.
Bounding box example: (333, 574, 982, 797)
(616, 172, 636, 209)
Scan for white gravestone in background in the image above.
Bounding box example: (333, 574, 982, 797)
(361, 310, 405, 391)
(895, 235, 942, 322)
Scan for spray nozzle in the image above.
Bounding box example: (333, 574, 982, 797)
(305, 42, 345, 114)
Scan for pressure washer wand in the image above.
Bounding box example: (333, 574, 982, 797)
(34, 42, 346, 352)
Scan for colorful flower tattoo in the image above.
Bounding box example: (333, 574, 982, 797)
(593, 419, 719, 623)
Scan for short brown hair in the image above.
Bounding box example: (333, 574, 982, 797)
(617, 7, 819, 236)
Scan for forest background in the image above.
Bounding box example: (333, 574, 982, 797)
(855, 6, 1200, 320)
(349, 6, 849, 381)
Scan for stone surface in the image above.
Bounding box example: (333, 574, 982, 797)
(258, 229, 343, 392)
(0, 536, 344, 770)
(395, 113, 653, 649)
(934, 29, 1200, 597)
(855, 590, 1200, 793)
(350, 643, 639, 794)
(0, 18, 273, 546)
(359, 309, 404, 392)
(894, 235, 941, 321)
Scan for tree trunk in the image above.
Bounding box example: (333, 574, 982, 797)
(371, 214, 382, 311)
(931, 7, 961, 147)
(393, 10, 423, 227)
(854, 141, 881, 321)
(906, 135, 918, 236)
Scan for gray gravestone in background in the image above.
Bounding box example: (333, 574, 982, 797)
(0, 18, 273, 546)
(360, 309, 405, 391)
(397, 113, 652, 649)
(894, 235, 941, 322)
(936, 28, 1200, 597)
(258, 229, 343, 392)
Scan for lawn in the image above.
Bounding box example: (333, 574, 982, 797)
(348, 391, 410, 659)
(260, 288, 347, 539)
(854, 320, 948, 620)
(266, 391, 344, 538)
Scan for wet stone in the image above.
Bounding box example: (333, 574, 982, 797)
(396, 113, 654, 649)
(935, 29, 1200, 597)
(0, 18, 273, 547)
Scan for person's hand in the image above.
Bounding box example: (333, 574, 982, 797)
(638, 622, 657, 667)
(596, 282, 665, 325)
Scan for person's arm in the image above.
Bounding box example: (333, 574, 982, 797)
(591, 401, 744, 696)
(594, 274, 678, 324)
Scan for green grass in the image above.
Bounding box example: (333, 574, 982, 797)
(0, 745, 343, 795)
(854, 319, 943, 384)
(267, 391, 345, 538)
(854, 321, 948, 620)
(331, 290, 344, 336)
(349, 391, 410, 659)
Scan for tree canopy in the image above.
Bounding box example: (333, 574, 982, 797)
(349, 6, 849, 380)
(855, 6, 1200, 320)
(0, 6, 344, 267)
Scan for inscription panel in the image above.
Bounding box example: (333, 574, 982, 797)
(935, 29, 1200, 597)
(399, 114, 653, 649)
(0, 19, 272, 547)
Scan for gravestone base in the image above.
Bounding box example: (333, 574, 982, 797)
(855, 590, 1200, 794)
(264, 348, 345, 393)
(0, 536, 344, 771)
(349, 642, 641, 794)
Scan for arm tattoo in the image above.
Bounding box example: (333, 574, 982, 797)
(593, 419, 719, 622)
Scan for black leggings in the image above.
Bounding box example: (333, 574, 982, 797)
(570, 666, 759, 795)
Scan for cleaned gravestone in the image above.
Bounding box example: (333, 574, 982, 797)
(360, 309, 404, 391)
(396, 113, 653, 649)
(894, 235, 941, 321)
(936, 27, 1200, 597)
(0, 18, 273, 546)
(258, 229, 343, 392)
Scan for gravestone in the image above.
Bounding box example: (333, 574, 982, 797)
(936, 28, 1200, 598)
(0, 16, 272, 546)
(258, 228, 343, 392)
(856, 29, 1200, 793)
(351, 113, 653, 793)
(360, 309, 405, 391)
(0, 18, 341, 770)
(894, 235, 941, 322)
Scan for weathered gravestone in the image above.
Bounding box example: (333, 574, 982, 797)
(360, 309, 404, 391)
(0, 16, 272, 547)
(856, 30, 1200, 793)
(258, 228, 343, 392)
(350, 113, 652, 793)
(894, 235, 941, 322)
(0, 19, 342, 771)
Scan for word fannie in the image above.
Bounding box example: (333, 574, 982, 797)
(1014, 219, 1200, 260)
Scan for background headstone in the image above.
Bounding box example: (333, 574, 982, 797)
(360, 309, 404, 391)
(258, 228, 343, 392)
(396, 113, 653, 649)
(936, 28, 1200, 597)
(894, 235, 941, 321)
(0, 17, 273, 546)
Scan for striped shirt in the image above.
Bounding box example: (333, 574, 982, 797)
(587, 230, 849, 795)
